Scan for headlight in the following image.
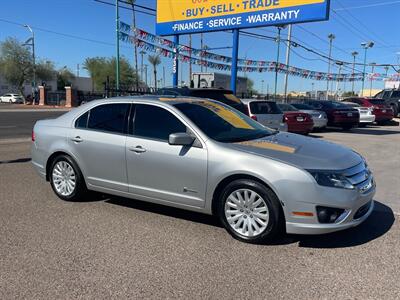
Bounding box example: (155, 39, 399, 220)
(308, 171, 354, 190)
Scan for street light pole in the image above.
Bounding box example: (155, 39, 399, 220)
(326, 34, 335, 100)
(24, 25, 35, 105)
(351, 51, 358, 95)
(361, 41, 374, 97)
(144, 64, 148, 88)
(115, 0, 120, 92)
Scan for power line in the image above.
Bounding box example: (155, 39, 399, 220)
(334, 0, 400, 11)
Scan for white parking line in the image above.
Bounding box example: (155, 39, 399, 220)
(0, 138, 31, 145)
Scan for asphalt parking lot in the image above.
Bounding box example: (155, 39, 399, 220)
(0, 111, 399, 299)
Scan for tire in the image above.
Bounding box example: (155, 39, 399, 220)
(216, 179, 283, 244)
(49, 154, 88, 201)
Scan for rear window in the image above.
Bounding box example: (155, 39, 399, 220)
(368, 99, 386, 105)
(249, 101, 282, 114)
(391, 91, 400, 98)
(292, 103, 313, 110)
(278, 104, 298, 112)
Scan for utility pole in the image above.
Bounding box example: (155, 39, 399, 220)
(370, 62, 376, 97)
(326, 34, 335, 100)
(361, 41, 374, 96)
(144, 64, 148, 88)
(189, 34, 192, 87)
(115, 0, 120, 92)
(274, 26, 284, 100)
(24, 25, 35, 105)
(311, 82, 315, 99)
(140, 50, 146, 83)
(200, 33, 204, 72)
(163, 66, 166, 88)
(283, 24, 292, 103)
(335, 61, 343, 100)
(77, 64, 80, 77)
(351, 51, 358, 95)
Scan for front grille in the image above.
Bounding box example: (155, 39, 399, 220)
(354, 201, 372, 219)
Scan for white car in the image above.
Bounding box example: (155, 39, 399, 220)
(342, 102, 375, 125)
(241, 99, 288, 132)
(0, 94, 24, 103)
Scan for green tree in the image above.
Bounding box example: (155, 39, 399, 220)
(36, 60, 56, 84)
(0, 37, 32, 96)
(83, 56, 137, 91)
(148, 54, 161, 90)
(57, 67, 75, 90)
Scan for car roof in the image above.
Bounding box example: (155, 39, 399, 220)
(81, 95, 221, 106)
(240, 98, 277, 104)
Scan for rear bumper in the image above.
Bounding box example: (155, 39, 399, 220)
(312, 118, 328, 128)
(374, 114, 394, 122)
(287, 122, 314, 133)
(359, 115, 376, 123)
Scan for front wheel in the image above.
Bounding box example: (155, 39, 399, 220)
(50, 155, 88, 201)
(217, 179, 283, 244)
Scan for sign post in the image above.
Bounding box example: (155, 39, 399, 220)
(231, 29, 240, 95)
(156, 0, 330, 93)
(173, 35, 179, 88)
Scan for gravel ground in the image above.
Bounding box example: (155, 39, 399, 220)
(0, 124, 399, 299)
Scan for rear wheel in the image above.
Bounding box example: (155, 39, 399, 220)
(50, 155, 88, 201)
(217, 179, 283, 244)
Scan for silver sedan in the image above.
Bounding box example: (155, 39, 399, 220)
(31, 96, 376, 244)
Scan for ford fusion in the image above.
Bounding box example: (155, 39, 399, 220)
(31, 97, 375, 244)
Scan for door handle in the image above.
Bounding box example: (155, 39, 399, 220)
(129, 146, 146, 153)
(71, 136, 83, 143)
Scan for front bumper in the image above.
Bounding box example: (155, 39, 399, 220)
(285, 174, 376, 235)
(359, 115, 376, 123)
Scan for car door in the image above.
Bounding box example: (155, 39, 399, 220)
(126, 103, 207, 208)
(69, 102, 130, 192)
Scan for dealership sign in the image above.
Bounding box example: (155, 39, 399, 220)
(156, 0, 330, 36)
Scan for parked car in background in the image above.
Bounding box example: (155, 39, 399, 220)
(241, 99, 288, 131)
(344, 97, 394, 124)
(341, 102, 375, 126)
(291, 103, 328, 130)
(0, 93, 24, 103)
(304, 100, 360, 130)
(374, 89, 400, 117)
(278, 103, 314, 135)
(31, 96, 376, 244)
(157, 87, 248, 115)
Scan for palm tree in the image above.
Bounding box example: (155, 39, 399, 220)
(148, 54, 161, 90)
(126, 0, 139, 90)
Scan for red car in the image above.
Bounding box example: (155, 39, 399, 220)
(345, 97, 394, 124)
(278, 103, 314, 134)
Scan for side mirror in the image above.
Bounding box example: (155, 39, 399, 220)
(168, 133, 195, 146)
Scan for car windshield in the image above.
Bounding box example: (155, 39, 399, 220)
(292, 103, 313, 110)
(278, 103, 299, 112)
(174, 101, 274, 143)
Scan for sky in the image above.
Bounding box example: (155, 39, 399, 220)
(1, 0, 400, 94)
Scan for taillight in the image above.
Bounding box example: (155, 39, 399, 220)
(283, 116, 288, 123)
(250, 115, 258, 121)
(31, 129, 35, 142)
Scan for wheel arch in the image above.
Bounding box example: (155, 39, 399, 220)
(45, 151, 76, 181)
(211, 173, 284, 218)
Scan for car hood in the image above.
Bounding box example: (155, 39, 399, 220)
(225, 132, 362, 170)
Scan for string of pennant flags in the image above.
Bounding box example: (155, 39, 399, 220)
(119, 22, 400, 82)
